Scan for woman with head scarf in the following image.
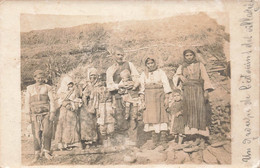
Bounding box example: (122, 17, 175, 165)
(139, 56, 172, 149)
(55, 75, 82, 150)
(173, 49, 214, 151)
(79, 68, 99, 148)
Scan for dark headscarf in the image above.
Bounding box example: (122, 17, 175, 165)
(182, 49, 198, 68)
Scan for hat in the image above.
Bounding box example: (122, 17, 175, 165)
(33, 70, 45, 77)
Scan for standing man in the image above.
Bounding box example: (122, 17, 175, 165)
(106, 47, 140, 145)
(25, 70, 56, 162)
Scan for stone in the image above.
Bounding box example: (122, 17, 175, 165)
(124, 154, 137, 163)
(154, 145, 165, 153)
(173, 150, 190, 164)
(141, 140, 153, 150)
(165, 140, 178, 152)
(165, 150, 175, 163)
(207, 146, 231, 164)
(183, 146, 201, 153)
(202, 149, 218, 164)
(136, 149, 167, 164)
(223, 143, 231, 154)
(190, 150, 203, 164)
(211, 141, 227, 148)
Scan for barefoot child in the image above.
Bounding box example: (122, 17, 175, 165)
(96, 78, 115, 147)
(169, 89, 185, 144)
(118, 69, 140, 146)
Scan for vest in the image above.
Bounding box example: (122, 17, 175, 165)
(112, 62, 131, 84)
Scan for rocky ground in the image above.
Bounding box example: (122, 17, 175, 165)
(22, 134, 231, 166)
(22, 119, 231, 166)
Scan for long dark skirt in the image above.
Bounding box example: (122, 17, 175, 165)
(183, 80, 207, 131)
(80, 105, 98, 142)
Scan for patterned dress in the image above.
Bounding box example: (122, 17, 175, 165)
(80, 81, 98, 143)
(55, 76, 81, 146)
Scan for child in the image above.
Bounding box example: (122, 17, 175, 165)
(169, 89, 185, 145)
(96, 79, 115, 147)
(118, 69, 141, 146)
(25, 70, 55, 162)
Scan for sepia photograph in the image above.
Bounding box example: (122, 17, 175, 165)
(0, 0, 259, 168)
(20, 11, 231, 166)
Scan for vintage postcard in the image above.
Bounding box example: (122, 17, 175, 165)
(0, 0, 259, 168)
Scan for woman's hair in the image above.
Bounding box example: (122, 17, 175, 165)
(183, 49, 196, 57)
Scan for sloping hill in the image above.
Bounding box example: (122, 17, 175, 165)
(21, 12, 229, 89)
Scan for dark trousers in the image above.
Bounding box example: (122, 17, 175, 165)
(127, 105, 138, 142)
(31, 114, 53, 152)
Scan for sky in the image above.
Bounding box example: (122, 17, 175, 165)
(20, 1, 229, 33)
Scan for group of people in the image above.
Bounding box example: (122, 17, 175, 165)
(25, 47, 213, 162)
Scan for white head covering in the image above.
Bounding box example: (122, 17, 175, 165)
(57, 75, 74, 95)
(87, 68, 98, 81)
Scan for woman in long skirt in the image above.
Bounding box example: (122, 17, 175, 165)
(55, 75, 81, 150)
(80, 68, 99, 147)
(139, 57, 172, 149)
(173, 49, 214, 150)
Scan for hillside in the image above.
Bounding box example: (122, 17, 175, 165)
(21, 12, 229, 89)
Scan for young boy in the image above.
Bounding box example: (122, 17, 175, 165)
(118, 69, 141, 146)
(96, 80, 115, 147)
(25, 70, 55, 162)
(169, 89, 185, 145)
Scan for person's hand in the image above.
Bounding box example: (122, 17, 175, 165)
(164, 97, 169, 109)
(125, 81, 134, 89)
(125, 113, 130, 120)
(132, 86, 137, 91)
(176, 111, 182, 117)
(204, 90, 209, 100)
(166, 107, 171, 113)
(49, 112, 56, 121)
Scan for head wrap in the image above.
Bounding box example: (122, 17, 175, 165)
(57, 75, 74, 95)
(183, 49, 198, 68)
(33, 70, 45, 77)
(88, 68, 98, 77)
(87, 67, 99, 84)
